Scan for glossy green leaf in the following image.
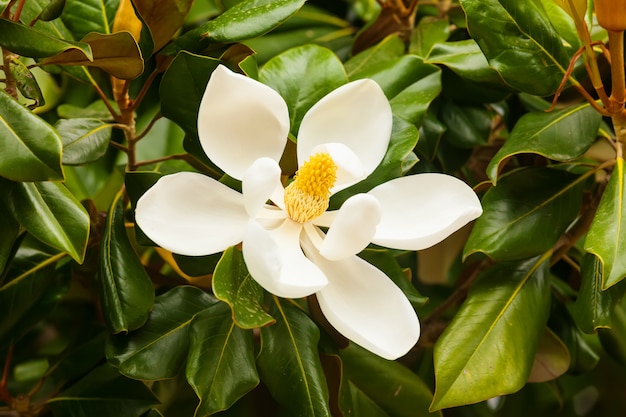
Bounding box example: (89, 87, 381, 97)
(584, 158, 626, 289)
(159, 51, 221, 134)
(260, 44, 347, 135)
(3, 180, 89, 263)
(426, 39, 507, 87)
(570, 254, 616, 333)
(389, 65, 441, 127)
(344, 34, 405, 79)
(440, 99, 493, 148)
(9, 57, 45, 107)
(37, 0, 66, 21)
(0, 89, 63, 181)
(257, 297, 331, 417)
(62, 0, 119, 38)
(97, 191, 154, 333)
(0, 249, 69, 345)
(409, 17, 450, 57)
(47, 364, 158, 417)
(464, 167, 584, 261)
(0, 17, 91, 58)
(346, 383, 390, 417)
(598, 302, 626, 366)
(187, 302, 259, 416)
(487, 103, 602, 182)
(527, 327, 570, 383)
(331, 116, 418, 207)
(432, 254, 552, 410)
(212, 247, 275, 329)
(106, 286, 218, 380)
(460, 0, 572, 96)
(341, 344, 440, 417)
(133, 0, 194, 53)
(58, 118, 112, 165)
(42, 31, 144, 80)
(197, 0, 306, 43)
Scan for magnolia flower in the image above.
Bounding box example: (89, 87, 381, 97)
(135, 65, 482, 360)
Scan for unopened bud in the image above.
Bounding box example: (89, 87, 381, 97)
(595, 0, 626, 32)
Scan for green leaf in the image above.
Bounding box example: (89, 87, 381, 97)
(186, 302, 259, 416)
(0, 17, 91, 58)
(341, 344, 440, 417)
(425, 39, 508, 87)
(47, 364, 158, 417)
(3, 180, 89, 263)
(133, 0, 194, 53)
(260, 44, 347, 136)
(344, 34, 405, 79)
(257, 297, 331, 417)
(97, 191, 154, 333)
(585, 158, 626, 289)
(58, 118, 113, 165)
(527, 327, 570, 383)
(159, 51, 221, 134)
(440, 99, 493, 148)
(570, 254, 618, 333)
(106, 286, 218, 380)
(212, 247, 275, 329)
(0, 200, 19, 275)
(464, 167, 584, 262)
(37, 0, 67, 21)
(431, 254, 552, 410)
(487, 103, 602, 182)
(203, 0, 305, 42)
(331, 116, 419, 207)
(0, 89, 63, 181)
(389, 64, 441, 127)
(8, 57, 45, 107)
(409, 17, 450, 58)
(42, 31, 144, 80)
(459, 0, 572, 96)
(0, 249, 69, 345)
(62, 0, 119, 39)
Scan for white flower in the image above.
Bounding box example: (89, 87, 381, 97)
(135, 65, 482, 360)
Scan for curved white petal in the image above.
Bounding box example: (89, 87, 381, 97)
(243, 219, 327, 298)
(242, 157, 284, 217)
(297, 79, 392, 179)
(306, 249, 420, 360)
(312, 143, 367, 193)
(135, 172, 248, 256)
(369, 174, 483, 250)
(318, 194, 381, 260)
(198, 65, 290, 180)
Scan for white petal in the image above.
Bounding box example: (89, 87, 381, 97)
(242, 157, 285, 217)
(307, 250, 420, 360)
(312, 143, 367, 193)
(297, 79, 392, 178)
(243, 219, 327, 298)
(135, 172, 248, 256)
(369, 174, 483, 250)
(198, 65, 290, 180)
(318, 194, 381, 260)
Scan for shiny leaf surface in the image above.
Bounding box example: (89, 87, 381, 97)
(58, 118, 113, 165)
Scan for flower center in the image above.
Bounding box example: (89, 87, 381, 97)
(284, 152, 338, 223)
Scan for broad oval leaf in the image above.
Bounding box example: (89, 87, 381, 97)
(186, 302, 259, 416)
(257, 297, 331, 417)
(460, 0, 572, 96)
(3, 180, 89, 263)
(431, 254, 552, 410)
(487, 103, 602, 183)
(159, 51, 221, 134)
(62, 0, 120, 39)
(344, 35, 405, 79)
(42, 31, 144, 80)
(584, 158, 626, 289)
(464, 167, 584, 262)
(47, 364, 158, 417)
(97, 191, 154, 333)
(0, 89, 63, 181)
(106, 286, 218, 380)
(212, 247, 275, 329)
(341, 344, 440, 417)
(260, 44, 347, 136)
(0, 17, 91, 58)
(58, 118, 113, 165)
